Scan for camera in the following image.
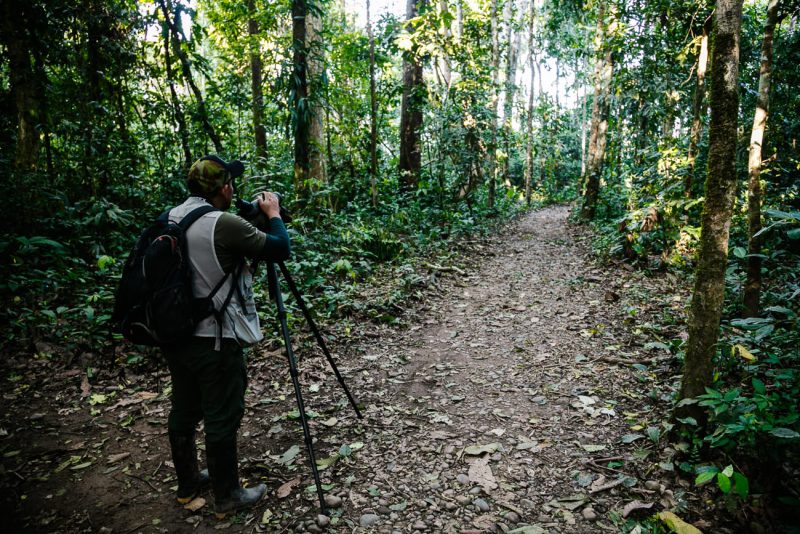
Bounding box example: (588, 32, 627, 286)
(236, 193, 292, 230)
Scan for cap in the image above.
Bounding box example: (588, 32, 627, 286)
(187, 155, 245, 195)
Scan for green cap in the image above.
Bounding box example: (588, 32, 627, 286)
(187, 155, 244, 195)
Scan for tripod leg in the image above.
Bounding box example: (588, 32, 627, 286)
(278, 261, 363, 419)
(268, 263, 327, 514)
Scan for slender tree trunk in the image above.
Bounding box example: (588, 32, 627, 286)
(2, 1, 41, 171)
(686, 18, 711, 197)
(503, 0, 521, 185)
(159, 0, 223, 155)
(487, 0, 500, 209)
(248, 0, 267, 168)
(399, 0, 424, 190)
(524, 0, 536, 206)
(580, 59, 588, 178)
(678, 0, 744, 413)
(744, 0, 782, 317)
(367, 0, 379, 206)
(581, 1, 612, 220)
(292, 0, 310, 193)
(306, 8, 327, 191)
(456, 0, 463, 40)
(163, 21, 192, 169)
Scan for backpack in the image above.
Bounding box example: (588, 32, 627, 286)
(112, 205, 240, 347)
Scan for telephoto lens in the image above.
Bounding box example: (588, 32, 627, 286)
(235, 193, 291, 231)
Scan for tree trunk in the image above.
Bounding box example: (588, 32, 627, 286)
(2, 0, 42, 171)
(399, 0, 424, 191)
(678, 0, 744, 413)
(580, 58, 588, 179)
(163, 19, 192, 169)
(367, 0, 379, 207)
(487, 0, 500, 209)
(686, 18, 711, 197)
(744, 0, 781, 318)
(159, 0, 223, 155)
(503, 0, 521, 185)
(291, 0, 310, 192)
(306, 8, 327, 190)
(524, 0, 535, 205)
(580, 1, 612, 220)
(248, 0, 267, 168)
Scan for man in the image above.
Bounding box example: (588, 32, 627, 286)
(164, 155, 290, 518)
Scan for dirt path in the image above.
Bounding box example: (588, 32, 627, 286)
(2, 205, 690, 533)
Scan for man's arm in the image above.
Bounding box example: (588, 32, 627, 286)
(214, 213, 290, 271)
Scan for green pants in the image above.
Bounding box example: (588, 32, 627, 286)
(164, 337, 247, 445)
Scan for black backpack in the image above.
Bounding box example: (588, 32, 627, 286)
(112, 205, 240, 347)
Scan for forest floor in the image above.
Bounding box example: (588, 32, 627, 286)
(2, 205, 719, 534)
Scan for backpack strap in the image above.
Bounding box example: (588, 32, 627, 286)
(177, 205, 218, 230)
(211, 261, 245, 349)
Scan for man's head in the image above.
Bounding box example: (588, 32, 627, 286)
(187, 155, 245, 202)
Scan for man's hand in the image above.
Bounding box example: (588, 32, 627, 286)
(257, 192, 281, 219)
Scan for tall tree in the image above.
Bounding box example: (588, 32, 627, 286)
(580, 1, 613, 220)
(367, 0, 379, 206)
(399, 0, 425, 190)
(524, 0, 536, 206)
(306, 5, 327, 192)
(159, 0, 223, 155)
(487, 0, 501, 209)
(686, 16, 712, 197)
(2, 0, 43, 171)
(291, 0, 310, 193)
(744, 0, 783, 317)
(502, 0, 522, 184)
(162, 13, 192, 169)
(678, 0, 745, 411)
(248, 0, 267, 168)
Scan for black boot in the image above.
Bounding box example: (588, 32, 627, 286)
(168, 431, 210, 504)
(206, 437, 266, 519)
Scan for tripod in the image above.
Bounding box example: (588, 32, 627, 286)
(266, 261, 363, 514)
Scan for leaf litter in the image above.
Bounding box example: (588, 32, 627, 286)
(0, 206, 709, 533)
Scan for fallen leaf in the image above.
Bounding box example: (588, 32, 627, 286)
(464, 443, 502, 456)
(468, 456, 498, 491)
(277, 445, 300, 465)
(581, 444, 607, 452)
(80, 375, 91, 398)
(276, 477, 301, 499)
(107, 452, 131, 464)
(658, 512, 704, 534)
(184, 496, 206, 512)
(622, 500, 653, 518)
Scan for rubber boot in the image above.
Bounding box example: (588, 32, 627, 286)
(168, 431, 210, 504)
(206, 438, 266, 519)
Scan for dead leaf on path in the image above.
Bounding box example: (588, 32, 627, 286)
(622, 500, 654, 518)
(464, 443, 502, 456)
(80, 375, 91, 398)
(468, 456, 498, 491)
(658, 511, 704, 534)
(107, 452, 131, 464)
(184, 496, 206, 512)
(276, 477, 301, 499)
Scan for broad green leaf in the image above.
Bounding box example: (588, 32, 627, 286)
(694, 471, 717, 486)
(721, 465, 734, 477)
(717, 473, 732, 493)
(733, 472, 749, 498)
